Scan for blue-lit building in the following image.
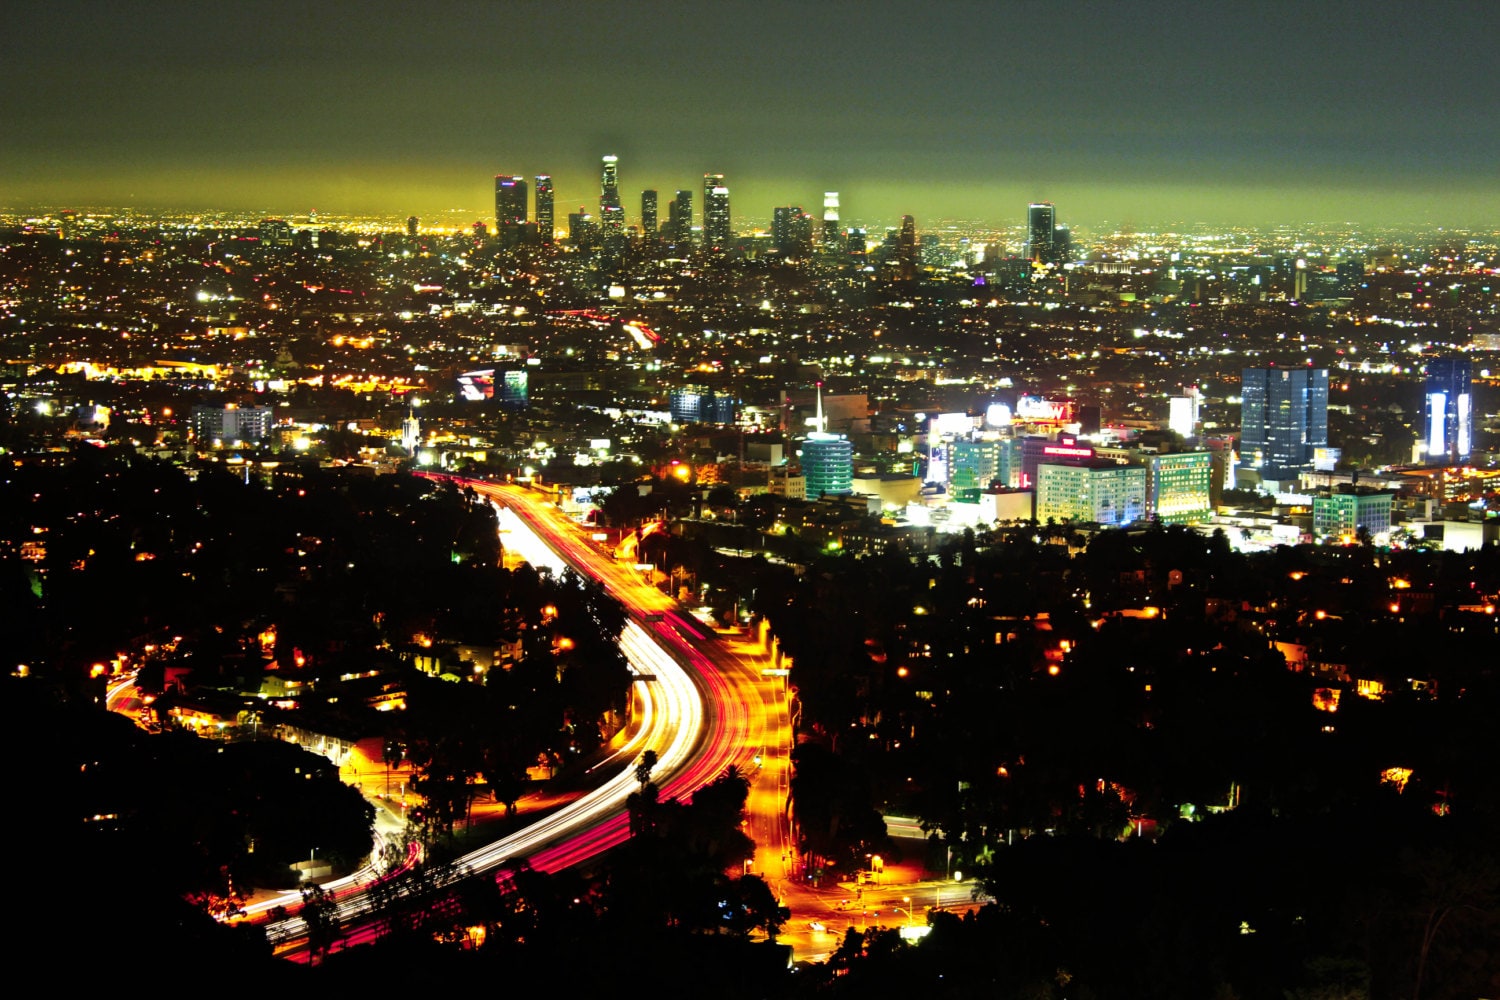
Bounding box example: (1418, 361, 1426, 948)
(498, 369, 528, 410)
(802, 433, 853, 497)
(1240, 367, 1328, 480)
(1423, 357, 1473, 464)
(669, 387, 737, 425)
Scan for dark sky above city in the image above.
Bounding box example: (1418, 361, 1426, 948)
(5, 0, 1498, 229)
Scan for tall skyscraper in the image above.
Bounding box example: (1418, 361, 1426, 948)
(897, 214, 918, 279)
(1027, 202, 1056, 263)
(846, 227, 867, 260)
(772, 206, 813, 256)
(535, 174, 554, 244)
(641, 190, 658, 237)
(495, 175, 527, 233)
(1423, 357, 1473, 464)
(822, 192, 841, 249)
(703, 173, 730, 250)
(599, 156, 624, 236)
(568, 207, 598, 249)
(668, 189, 693, 244)
(406, 216, 418, 238)
(1240, 367, 1329, 480)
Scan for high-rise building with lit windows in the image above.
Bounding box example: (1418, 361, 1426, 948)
(822, 192, 841, 249)
(703, 173, 730, 249)
(1240, 367, 1329, 480)
(535, 174, 554, 243)
(1027, 202, 1056, 263)
(1148, 452, 1213, 524)
(599, 156, 624, 235)
(1422, 357, 1473, 464)
(897, 215, 918, 279)
(668, 189, 693, 244)
(641, 190, 658, 237)
(192, 403, 273, 445)
(495, 175, 527, 233)
(1036, 461, 1147, 526)
(772, 206, 813, 256)
(949, 439, 1004, 493)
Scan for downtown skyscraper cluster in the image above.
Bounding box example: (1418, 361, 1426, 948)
(492, 155, 739, 251)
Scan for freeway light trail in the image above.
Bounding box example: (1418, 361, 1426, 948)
(257, 475, 718, 948)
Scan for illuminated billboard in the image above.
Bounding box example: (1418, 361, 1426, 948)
(1016, 394, 1076, 424)
(458, 368, 528, 408)
(931, 412, 975, 437)
(458, 369, 495, 401)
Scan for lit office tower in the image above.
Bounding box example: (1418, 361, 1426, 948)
(897, 215, 918, 279)
(847, 227, 867, 260)
(495, 175, 527, 232)
(772, 206, 813, 256)
(568, 207, 598, 249)
(667, 189, 693, 243)
(1027, 202, 1057, 263)
(535, 175, 554, 244)
(1423, 357, 1473, 463)
(703, 173, 730, 249)
(599, 155, 624, 235)
(1240, 367, 1329, 480)
(641, 190, 658, 237)
(406, 216, 418, 238)
(822, 192, 841, 248)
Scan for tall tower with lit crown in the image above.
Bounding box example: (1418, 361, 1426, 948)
(703, 173, 730, 250)
(822, 192, 840, 249)
(599, 156, 624, 235)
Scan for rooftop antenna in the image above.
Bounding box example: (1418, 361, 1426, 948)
(815, 381, 826, 434)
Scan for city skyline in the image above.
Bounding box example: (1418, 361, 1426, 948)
(5, 1, 1500, 227)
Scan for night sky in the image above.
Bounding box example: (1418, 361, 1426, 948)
(5, 0, 1498, 228)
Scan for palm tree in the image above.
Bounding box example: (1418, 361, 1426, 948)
(634, 749, 658, 788)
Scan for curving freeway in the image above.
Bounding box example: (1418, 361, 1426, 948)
(469, 479, 795, 894)
(255, 473, 789, 950)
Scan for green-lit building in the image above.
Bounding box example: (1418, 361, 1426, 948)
(1036, 461, 1147, 526)
(1148, 452, 1213, 523)
(801, 433, 854, 498)
(1312, 486, 1394, 541)
(949, 439, 1004, 492)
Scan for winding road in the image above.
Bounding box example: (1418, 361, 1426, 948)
(251, 474, 791, 950)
